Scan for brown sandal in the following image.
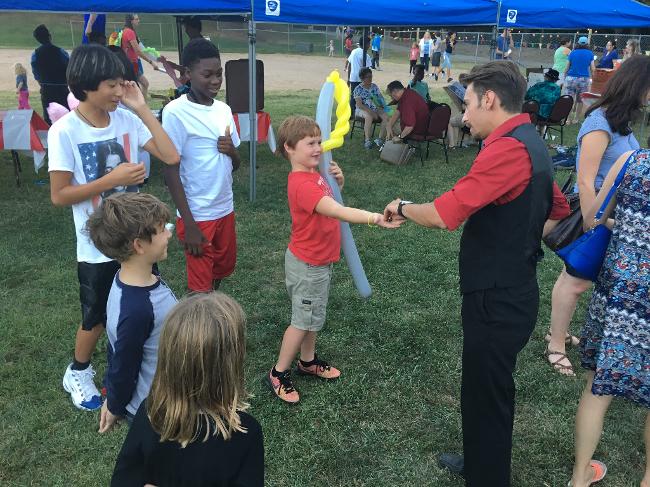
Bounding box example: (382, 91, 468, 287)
(544, 347, 576, 377)
(545, 331, 580, 348)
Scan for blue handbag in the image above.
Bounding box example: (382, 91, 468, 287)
(556, 150, 637, 282)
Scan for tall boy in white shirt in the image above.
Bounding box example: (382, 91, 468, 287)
(162, 39, 241, 292)
(48, 44, 179, 411)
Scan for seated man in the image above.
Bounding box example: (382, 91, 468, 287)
(386, 80, 430, 143)
(353, 68, 393, 149)
(524, 68, 561, 120)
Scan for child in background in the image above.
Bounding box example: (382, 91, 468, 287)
(86, 193, 177, 433)
(111, 292, 264, 487)
(48, 44, 179, 412)
(409, 42, 420, 75)
(15, 63, 31, 109)
(328, 40, 335, 57)
(163, 38, 241, 293)
(267, 116, 402, 404)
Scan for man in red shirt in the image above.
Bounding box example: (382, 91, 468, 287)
(386, 80, 430, 140)
(384, 62, 570, 487)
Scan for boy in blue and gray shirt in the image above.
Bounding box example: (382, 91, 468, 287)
(86, 192, 177, 432)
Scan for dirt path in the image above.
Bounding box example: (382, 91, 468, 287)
(3, 48, 468, 98)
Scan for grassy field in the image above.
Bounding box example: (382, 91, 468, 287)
(0, 88, 648, 486)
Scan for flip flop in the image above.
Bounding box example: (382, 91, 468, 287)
(567, 460, 607, 486)
(545, 330, 580, 347)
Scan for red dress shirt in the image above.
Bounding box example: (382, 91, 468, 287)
(434, 113, 570, 231)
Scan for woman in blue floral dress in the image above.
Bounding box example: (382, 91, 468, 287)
(570, 148, 650, 487)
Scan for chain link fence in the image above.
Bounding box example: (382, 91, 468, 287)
(68, 20, 650, 69)
(69, 20, 345, 55)
(380, 29, 650, 68)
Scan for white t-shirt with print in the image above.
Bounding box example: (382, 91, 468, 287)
(47, 108, 152, 263)
(162, 95, 241, 221)
(347, 47, 372, 83)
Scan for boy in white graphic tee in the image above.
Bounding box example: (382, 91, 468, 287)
(48, 44, 179, 411)
(162, 39, 241, 292)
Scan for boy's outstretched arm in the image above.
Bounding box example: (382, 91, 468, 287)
(315, 196, 403, 229)
(120, 81, 180, 165)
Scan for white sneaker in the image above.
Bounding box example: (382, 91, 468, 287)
(62, 363, 103, 411)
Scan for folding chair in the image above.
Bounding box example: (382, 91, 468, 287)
(522, 99, 540, 125)
(406, 103, 452, 164)
(538, 95, 573, 145)
(350, 114, 380, 139)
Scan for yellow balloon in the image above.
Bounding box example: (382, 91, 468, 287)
(321, 70, 351, 153)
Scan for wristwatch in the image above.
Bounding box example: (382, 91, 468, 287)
(397, 200, 413, 218)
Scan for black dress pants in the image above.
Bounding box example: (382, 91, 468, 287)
(40, 85, 70, 125)
(460, 279, 539, 487)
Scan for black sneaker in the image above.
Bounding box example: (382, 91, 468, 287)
(438, 453, 465, 478)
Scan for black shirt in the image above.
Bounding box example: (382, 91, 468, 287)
(112, 401, 264, 487)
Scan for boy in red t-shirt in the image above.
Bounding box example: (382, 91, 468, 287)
(267, 115, 401, 404)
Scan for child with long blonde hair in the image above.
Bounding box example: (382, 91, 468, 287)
(15, 63, 31, 110)
(111, 292, 264, 486)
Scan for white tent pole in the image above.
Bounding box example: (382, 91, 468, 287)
(248, 14, 257, 202)
(492, 0, 502, 60)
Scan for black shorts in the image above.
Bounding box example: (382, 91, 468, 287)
(431, 52, 442, 67)
(78, 260, 120, 330)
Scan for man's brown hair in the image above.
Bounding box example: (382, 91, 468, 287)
(275, 115, 321, 160)
(462, 61, 526, 113)
(86, 192, 171, 263)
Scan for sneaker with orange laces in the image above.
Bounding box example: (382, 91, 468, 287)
(266, 369, 300, 404)
(295, 355, 341, 380)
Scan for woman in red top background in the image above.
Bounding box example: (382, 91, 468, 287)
(121, 14, 158, 98)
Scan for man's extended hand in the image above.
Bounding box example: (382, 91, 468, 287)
(383, 198, 407, 223)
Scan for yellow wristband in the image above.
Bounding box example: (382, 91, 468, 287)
(367, 214, 377, 227)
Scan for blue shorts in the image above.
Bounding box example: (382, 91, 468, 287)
(441, 53, 453, 70)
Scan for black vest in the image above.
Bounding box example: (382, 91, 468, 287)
(34, 44, 68, 85)
(458, 123, 553, 294)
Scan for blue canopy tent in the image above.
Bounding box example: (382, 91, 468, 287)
(252, 0, 496, 26)
(496, 0, 650, 28)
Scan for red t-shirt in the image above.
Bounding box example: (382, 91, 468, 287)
(121, 27, 138, 63)
(434, 113, 571, 231)
(287, 171, 341, 266)
(398, 88, 430, 135)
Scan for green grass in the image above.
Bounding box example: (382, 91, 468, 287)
(0, 89, 647, 486)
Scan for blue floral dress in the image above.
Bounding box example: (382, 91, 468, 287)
(580, 149, 650, 408)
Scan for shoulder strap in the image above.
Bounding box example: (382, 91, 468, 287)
(594, 150, 638, 220)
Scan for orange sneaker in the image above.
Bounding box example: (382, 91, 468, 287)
(295, 356, 341, 380)
(266, 369, 300, 404)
